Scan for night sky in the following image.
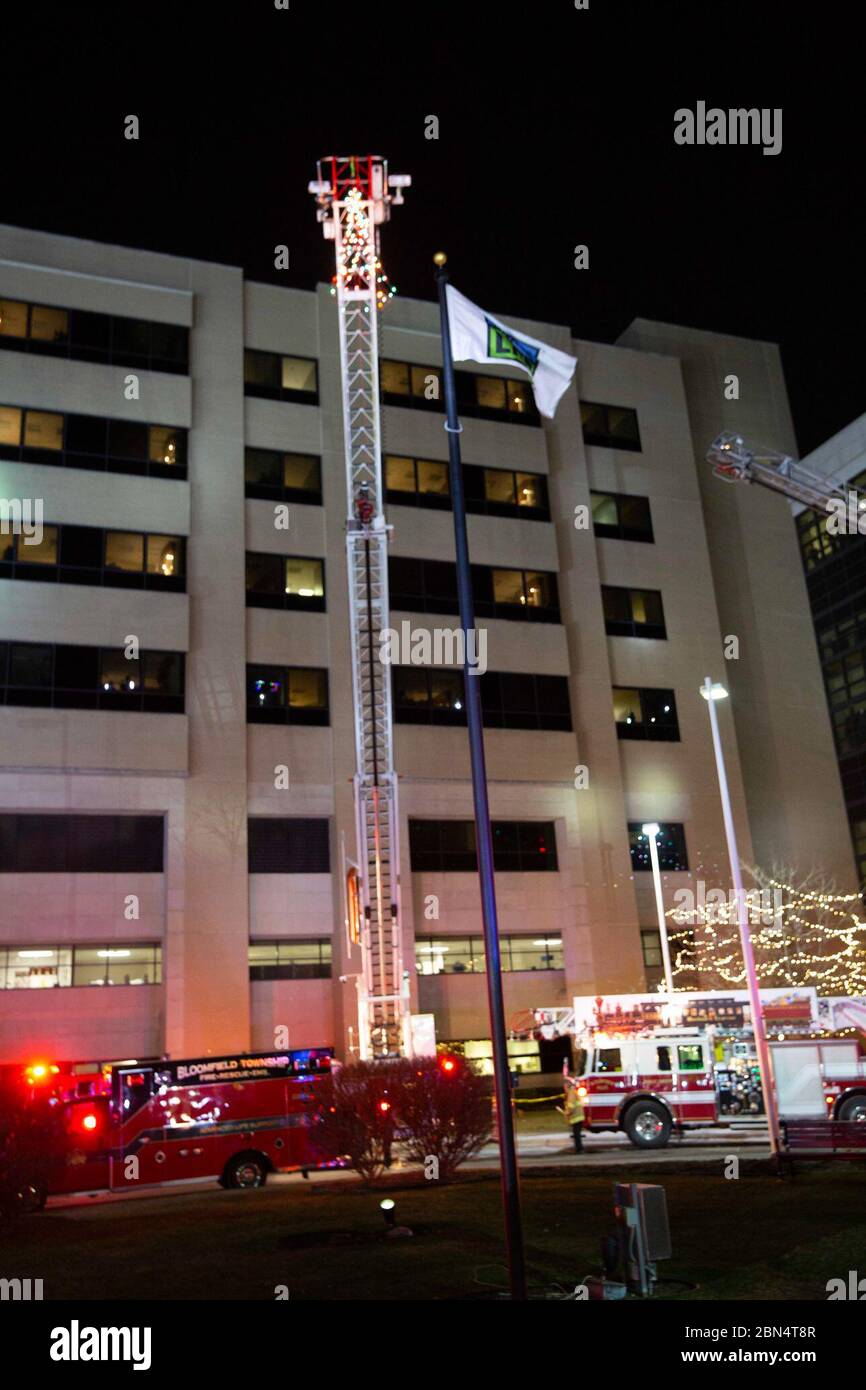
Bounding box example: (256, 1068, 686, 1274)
(2, 1, 860, 453)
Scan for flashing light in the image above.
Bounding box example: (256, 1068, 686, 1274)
(440, 1055, 457, 1075)
(76, 1109, 100, 1134)
(577, 1085, 588, 1098)
(378, 1099, 392, 1114)
(25, 1061, 60, 1084)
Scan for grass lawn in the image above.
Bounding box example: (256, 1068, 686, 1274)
(4, 1161, 864, 1301)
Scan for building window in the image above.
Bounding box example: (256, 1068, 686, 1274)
(581, 401, 641, 451)
(245, 552, 325, 611)
(0, 815, 164, 872)
(0, 298, 188, 374)
(244, 350, 319, 404)
(0, 943, 161, 989)
(380, 359, 539, 426)
(249, 939, 332, 981)
(0, 641, 184, 712)
(70, 945, 162, 987)
(388, 557, 560, 623)
(824, 651, 866, 755)
(613, 687, 679, 741)
(248, 818, 330, 873)
(640, 929, 663, 968)
(628, 822, 688, 872)
(409, 819, 558, 872)
(415, 935, 563, 975)
(392, 668, 572, 731)
(0, 405, 187, 480)
(384, 455, 550, 520)
(795, 472, 866, 571)
(244, 448, 322, 503)
(591, 491, 653, 542)
(0, 524, 185, 592)
(246, 665, 329, 725)
(393, 667, 465, 725)
(602, 585, 666, 638)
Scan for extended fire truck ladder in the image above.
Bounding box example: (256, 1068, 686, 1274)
(707, 430, 859, 512)
(308, 157, 411, 1060)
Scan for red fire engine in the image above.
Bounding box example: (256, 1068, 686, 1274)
(576, 1027, 718, 1147)
(570, 1026, 866, 1148)
(21, 1048, 335, 1202)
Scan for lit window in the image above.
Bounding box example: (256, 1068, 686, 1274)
(0, 300, 28, 338)
(484, 469, 516, 505)
(146, 535, 182, 577)
(0, 406, 22, 446)
(281, 357, 318, 394)
(284, 557, 324, 598)
(29, 305, 69, 344)
(105, 532, 144, 572)
(23, 410, 63, 451)
(476, 376, 507, 411)
(148, 425, 182, 467)
(16, 526, 58, 566)
(380, 359, 410, 395)
(385, 455, 416, 492)
(417, 459, 449, 495)
(100, 650, 141, 695)
(491, 569, 526, 605)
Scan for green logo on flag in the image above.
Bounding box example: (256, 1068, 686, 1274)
(485, 319, 540, 377)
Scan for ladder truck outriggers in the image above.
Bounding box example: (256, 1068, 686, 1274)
(308, 157, 411, 1060)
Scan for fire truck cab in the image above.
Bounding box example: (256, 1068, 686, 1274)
(578, 1028, 718, 1148)
(42, 1048, 334, 1200)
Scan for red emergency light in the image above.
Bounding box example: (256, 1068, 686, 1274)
(25, 1060, 60, 1085)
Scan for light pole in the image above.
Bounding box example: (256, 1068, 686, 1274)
(641, 822, 675, 999)
(700, 676, 782, 1161)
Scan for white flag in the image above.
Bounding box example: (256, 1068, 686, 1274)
(446, 285, 577, 420)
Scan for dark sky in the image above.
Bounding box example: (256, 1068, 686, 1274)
(2, 1, 860, 453)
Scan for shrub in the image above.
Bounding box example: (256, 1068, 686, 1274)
(306, 1056, 493, 1186)
(395, 1056, 492, 1182)
(305, 1061, 400, 1186)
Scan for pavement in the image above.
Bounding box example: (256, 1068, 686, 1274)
(469, 1120, 770, 1169)
(45, 1119, 771, 1210)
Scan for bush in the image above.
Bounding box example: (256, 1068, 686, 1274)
(395, 1056, 492, 1182)
(306, 1061, 399, 1186)
(305, 1056, 492, 1186)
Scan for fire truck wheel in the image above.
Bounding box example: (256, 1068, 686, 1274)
(837, 1095, 866, 1123)
(222, 1153, 269, 1189)
(17, 1181, 47, 1213)
(623, 1100, 672, 1149)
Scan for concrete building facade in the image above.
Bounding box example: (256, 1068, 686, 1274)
(0, 225, 855, 1074)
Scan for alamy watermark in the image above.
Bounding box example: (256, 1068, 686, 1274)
(674, 103, 782, 157)
(379, 620, 487, 675)
(672, 883, 783, 926)
(0, 497, 44, 546)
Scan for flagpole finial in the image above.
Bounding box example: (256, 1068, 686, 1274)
(433, 251, 447, 267)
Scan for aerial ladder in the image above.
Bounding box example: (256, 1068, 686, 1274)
(308, 156, 411, 1060)
(706, 430, 862, 513)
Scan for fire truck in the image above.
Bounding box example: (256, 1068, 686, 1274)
(19, 1047, 335, 1203)
(535, 1008, 866, 1148)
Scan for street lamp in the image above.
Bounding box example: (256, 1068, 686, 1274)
(699, 676, 782, 1160)
(641, 822, 675, 998)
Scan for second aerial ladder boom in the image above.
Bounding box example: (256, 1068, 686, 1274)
(707, 430, 860, 513)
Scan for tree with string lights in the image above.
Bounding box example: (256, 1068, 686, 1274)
(667, 864, 866, 995)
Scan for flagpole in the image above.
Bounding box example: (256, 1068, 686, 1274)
(433, 252, 527, 1302)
